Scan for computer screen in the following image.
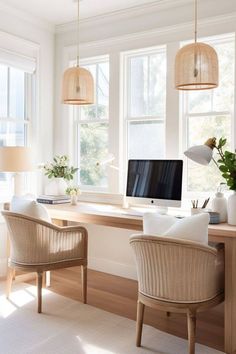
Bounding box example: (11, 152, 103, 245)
(126, 159, 183, 207)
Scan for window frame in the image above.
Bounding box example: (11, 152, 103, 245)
(73, 55, 110, 192)
(122, 45, 167, 192)
(0, 64, 36, 201)
(181, 33, 235, 198)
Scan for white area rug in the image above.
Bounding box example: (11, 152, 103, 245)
(0, 283, 224, 354)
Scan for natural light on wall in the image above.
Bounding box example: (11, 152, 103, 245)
(182, 33, 235, 193)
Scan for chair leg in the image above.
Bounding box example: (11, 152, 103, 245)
(37, 271, 43, 313)
(6, 267, 14, 299)
(81, 265, 87, 304)
(187, 310, 196, 354)
(136, 300, 145, 347)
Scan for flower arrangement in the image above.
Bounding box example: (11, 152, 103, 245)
(42, 155, 78, 181)
(66, 186, 81, 196)
(213, 138, 236, 191)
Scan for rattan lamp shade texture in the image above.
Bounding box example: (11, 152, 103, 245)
(175, 42, 219, 90)
(62, 66, 94, 105)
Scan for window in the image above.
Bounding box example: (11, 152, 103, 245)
(0, 64, 35, 201)
(123, 46, 166, 161)
(74, 57, 109, 191)
(182, 34, 235, 193)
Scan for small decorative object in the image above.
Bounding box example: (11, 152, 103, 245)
(211, 183, 227, 223)
(175, 0, 218, 90)
(66, 186, 81, 206)
(208, 211, 220, 224)
(41, 155, 78, 196)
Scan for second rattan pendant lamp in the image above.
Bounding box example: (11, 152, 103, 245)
(175, 0, 219, 90)
(62, 0, 94, 105)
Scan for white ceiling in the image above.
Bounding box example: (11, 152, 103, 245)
(0, 0, 160, 25)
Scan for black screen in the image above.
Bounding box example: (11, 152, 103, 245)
(126, 160, 183, 201)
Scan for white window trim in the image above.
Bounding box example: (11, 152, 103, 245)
(73, 55, 111, 192)
(181, 33, 236, 198)
(121, 45, 167, 193)
(61, 16, 236, 204)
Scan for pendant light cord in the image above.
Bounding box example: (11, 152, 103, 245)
(194, 0, 197, 43)
(76, 0, 80, 67)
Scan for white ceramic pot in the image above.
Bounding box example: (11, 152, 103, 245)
(227, 191, 236, 225)
(44, 178, 67, 196)
(70, 194, 78, 205)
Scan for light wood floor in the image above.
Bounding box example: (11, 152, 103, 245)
(30, 267, 224, 352)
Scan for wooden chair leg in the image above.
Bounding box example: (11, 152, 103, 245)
(81, 265, 87, 304)
(6, 267, 14, 299)
(136, 300, 145, 347)
(187, 310, 196, 354)
(37, 271, 43, 313)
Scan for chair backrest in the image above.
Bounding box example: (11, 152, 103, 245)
(2, 211, 87, 265)
(130, 234, 224, 303)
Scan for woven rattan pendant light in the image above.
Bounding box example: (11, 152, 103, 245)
(62, 0, 94, 105)
(175, 0, 219, 90)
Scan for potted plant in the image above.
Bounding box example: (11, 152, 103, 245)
(213, 138, 236, 225)
(66, 186, 81, 205)
(41, 155, 78, 196)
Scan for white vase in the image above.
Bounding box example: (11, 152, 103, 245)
(45, 178, 68, 196)
(70, 195, 78, 205)
(227, 191, 236, 225)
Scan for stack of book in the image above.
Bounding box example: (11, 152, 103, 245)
(37, 195, 70, 204)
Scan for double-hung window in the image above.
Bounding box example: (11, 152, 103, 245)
(123, 46, 166, 163)
(74, 56, 109, 191)
(182, 33, 235, 194)
(0, 61, 35, 201)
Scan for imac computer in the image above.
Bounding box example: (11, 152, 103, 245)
(126, 159, 183, 210)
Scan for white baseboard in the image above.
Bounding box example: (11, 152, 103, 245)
(88, 257, 137, 280)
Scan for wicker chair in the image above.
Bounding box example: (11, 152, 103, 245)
(130, 234, 224, 354)
(2, 211, 88, 313)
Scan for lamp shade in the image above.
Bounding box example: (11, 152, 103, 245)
(175, 42, 219, 90)
(184, 144, 213, 165)
(62, 66, 94, 105)
(0, 146, 33, 172)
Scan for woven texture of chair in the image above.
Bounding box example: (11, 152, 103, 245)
(2, 211, 88, 313)
(130, 234, 224, 354)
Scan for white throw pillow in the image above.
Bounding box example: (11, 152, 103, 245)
(143, 213, 177, 236)
(10, 196, 51, 223)
(163, 213, 210, 244)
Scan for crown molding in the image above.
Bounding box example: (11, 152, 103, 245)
(62, 12, 236, 51)
(56, 0, 190, 34)
(0, 1, 54, 33)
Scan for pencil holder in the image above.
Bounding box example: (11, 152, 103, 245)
(191, 208, 203, 215)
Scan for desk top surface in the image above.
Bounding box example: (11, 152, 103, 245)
(45, 201, 236, 238)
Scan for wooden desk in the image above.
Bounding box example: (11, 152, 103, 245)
(46, 202, 236, 354)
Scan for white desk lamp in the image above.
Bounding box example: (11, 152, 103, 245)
(184, 138, 216, 165)
(0, 146, 33, 196)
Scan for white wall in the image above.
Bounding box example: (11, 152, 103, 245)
(0, 6, 55, 276)
(53, 0, 236, 280)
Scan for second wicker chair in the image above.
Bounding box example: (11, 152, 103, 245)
(130, 234, 224, 354)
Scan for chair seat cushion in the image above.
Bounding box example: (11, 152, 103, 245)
(10, 196, 51, 223)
